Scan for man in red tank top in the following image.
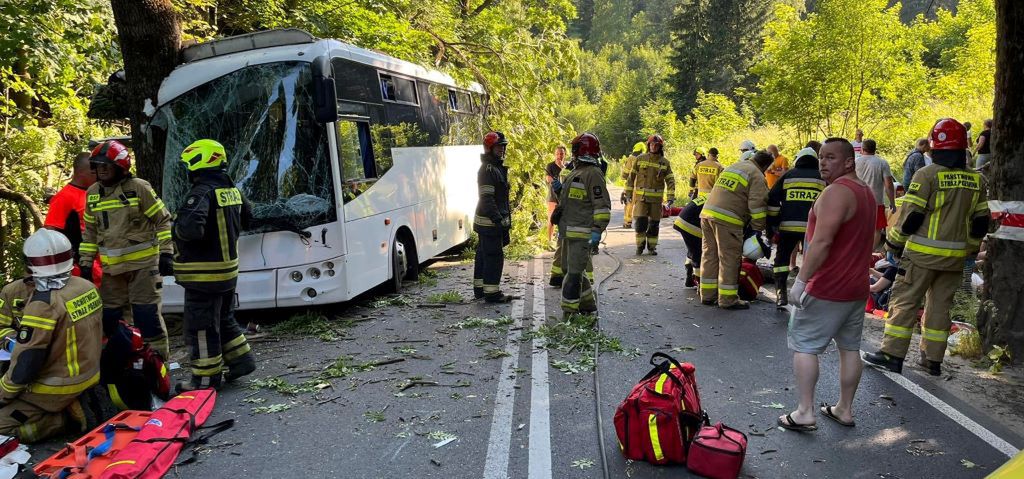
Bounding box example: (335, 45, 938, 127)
(778, 138, 876, 432)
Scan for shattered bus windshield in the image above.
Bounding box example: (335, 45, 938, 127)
(154, 61, 336, 233)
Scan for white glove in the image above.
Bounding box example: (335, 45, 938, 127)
(790, 278, 808, 309)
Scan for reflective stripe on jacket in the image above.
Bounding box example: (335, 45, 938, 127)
(558, 162, 611, 238)
(766, 156, 824, 234)
(626, 152, 676, 202)
(887, 164, 989, 270)
(701, 160, 769, 230)
(474, 154, 511, 231)
(0, 277, 102, 405)
(173, 170, 251, 292)
(691, 159, 724, 198)
(80, 177, 172, 275)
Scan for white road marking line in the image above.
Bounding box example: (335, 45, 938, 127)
(865, 352, 1021, 458)
(528, 258, 552, 479)
(483, 264, 528, 479)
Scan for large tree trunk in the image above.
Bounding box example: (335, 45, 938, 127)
(109, 0, 182, 192)
(978, 0, 1024, 363)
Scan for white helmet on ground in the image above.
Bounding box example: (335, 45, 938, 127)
(742, 235, 765, 260)
(24, 229, 74, 277)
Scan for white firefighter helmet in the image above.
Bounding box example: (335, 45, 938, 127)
(739, 139, 756, 152)
(742, 235, 765, 260)
(24, 229, 74, 277)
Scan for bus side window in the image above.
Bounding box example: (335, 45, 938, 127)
(336, 120, 376, 203)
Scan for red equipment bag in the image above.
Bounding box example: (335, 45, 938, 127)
(738, 259, 764, 301)
(100, 389, 228, 479)
(662, 205, 683, 218)
(687, 422, 748, 479)
(614, 352, 707, 465)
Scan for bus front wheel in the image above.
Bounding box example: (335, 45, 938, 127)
(388, 238, 409, 293)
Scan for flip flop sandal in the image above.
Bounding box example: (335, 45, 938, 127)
(820, 404, 856, 427)
(777, 413, 817, 432)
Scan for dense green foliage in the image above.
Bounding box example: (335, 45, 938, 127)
(0, 0, 999, 277)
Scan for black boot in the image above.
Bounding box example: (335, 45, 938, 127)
(636, 245, 644, 255)
(775, 274, 789, 308)
(474, 287, 484, 299)
(917, 355, 942, 376)
(484, 292, 518, 303)
(862, 350, 904, 374)
(549, 275, 564, 287)
(225, 352, 257, 382)
(684, 264, 696, 288)
(176, 373, 223, 393)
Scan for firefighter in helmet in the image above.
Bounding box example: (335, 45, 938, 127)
(766, 147, 824, 307)
(556, 133, 611, 316)
(473, 131, 516, 303)
(621, 142, 646, 229)
(78, 140, 172, 358)
(625, 135, 676, 255)
(700, 150, 772, 309)
(690, 147, 724, 200)
(549, 155, 596, 288)
(864, 119, 989, 376)
(0, 229, 103, 442)
(173, 139, 256, 391)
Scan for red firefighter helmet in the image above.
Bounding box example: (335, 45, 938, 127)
(930, 118, 968, 151)
(646, 134, 665, 152)
(483, 131, 508, 152)
(570, 132, 601, 161)
(90, 140, 132, 172)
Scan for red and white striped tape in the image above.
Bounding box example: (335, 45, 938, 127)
(989, 200, 1024, 241)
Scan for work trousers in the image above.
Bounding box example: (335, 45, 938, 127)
(624, 201, 634, 227)
(183, 289, 251, 387)
(560, 237, 596, 314)
(881, 260, 962, 363)
(681, 230, 702, 277)
(473, 229, 505, 299)
(632, 198, 663, 251)
(550, 232, 594, 283)
(0, 395, 76, 443)
(100, 268, 169, 359)
(700, 219, 743, 307)
(772, 232, 804, 290)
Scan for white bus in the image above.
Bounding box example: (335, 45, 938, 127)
(149, 29, 485, 312)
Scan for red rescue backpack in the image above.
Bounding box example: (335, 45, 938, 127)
(102, 323, 171, 411)
(614, 352, 707, 465)
(738, 259, 764, 301)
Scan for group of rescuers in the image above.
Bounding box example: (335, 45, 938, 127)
(0, 138, 256, 443)
(477, 117, 987, 378)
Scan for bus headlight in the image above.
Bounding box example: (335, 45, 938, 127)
(290, 271, 303, 282)
(307, 267, 321, 279)
(324, 261, 334, 270)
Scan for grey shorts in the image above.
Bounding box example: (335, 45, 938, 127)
(787, 294, 866, 354)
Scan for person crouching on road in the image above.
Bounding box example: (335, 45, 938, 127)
(766, 147, 824, 307)
(778, 138, 876, 432)
(79, 140, 172, 359)
(555, 133, 611, 318)
(172, 140, 256, 392)
(473, 131, 516, 303)
(625, 135, 676, 255)
(0, 229, 103, 442)
(699, 150, 771, 310)
(673, 195, 706, 288)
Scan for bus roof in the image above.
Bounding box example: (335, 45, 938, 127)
(157, 29, 483, 109)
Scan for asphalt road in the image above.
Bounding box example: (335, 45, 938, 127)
(27, 189, 1023, 478)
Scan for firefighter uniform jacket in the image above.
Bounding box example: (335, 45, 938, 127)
(173, 170, 252, 293)
(621, 153, 638, 185)
(474, 153, 511, 231)
(674, 196, 705, 239)
(887, 164, 989, 271)
(690, 159, 725, 198)
(0, 277, 102, 407)
(80, 177, 172, 276)
(0, 278, 34, 340)
(701, 160, 769, 231)
(626, 152, 676, 203)
(558, 162, 611, 239)
(766, 155, 825, 234)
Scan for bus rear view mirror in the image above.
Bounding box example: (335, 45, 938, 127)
(314, 76, 338, 124)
